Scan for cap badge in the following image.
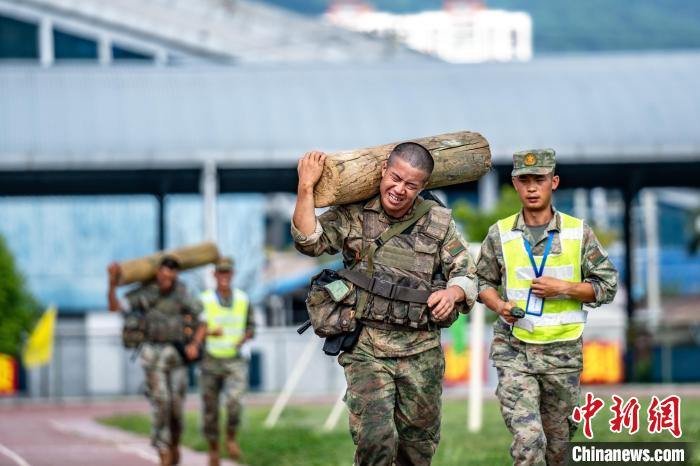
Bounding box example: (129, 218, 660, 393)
(524, 153, 537, 166)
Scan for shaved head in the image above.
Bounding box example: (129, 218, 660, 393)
(387, 142, 434, 179)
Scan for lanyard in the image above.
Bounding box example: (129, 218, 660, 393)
(523, 231, 555, 278)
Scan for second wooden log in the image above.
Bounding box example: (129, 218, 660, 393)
(117, 242, 220, 286)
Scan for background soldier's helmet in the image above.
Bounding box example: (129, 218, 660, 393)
(215, 257, 235, 273)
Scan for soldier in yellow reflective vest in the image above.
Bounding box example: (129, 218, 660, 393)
(477, 149, 618, 466)
(200, 257, 255, 466)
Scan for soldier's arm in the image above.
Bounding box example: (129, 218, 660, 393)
(530, 224, 608, 304)
(292, 205, 353, 257)
(476, 225, 518, 323)
(191, 321, 207, 347)
(580, 223, 619, 307)
(430, 219, 478, 316)
(183, 293, 205, 359)
(237, 303, 255, 348)
(476, 224, 503, 296)
(107, 262, 123, 312)
(187, 293, 206, 341)
(291, 150, 354, 257)
(292, 151, 326, 237)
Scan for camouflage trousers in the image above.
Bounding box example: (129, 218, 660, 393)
(490, 319, 582, 466)
(338, 344, 444, 466)
(140, 343, 188, 451)
(200, 355, 249, 442)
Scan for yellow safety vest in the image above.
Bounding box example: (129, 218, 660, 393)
(201, 289, 249, 358)
(498, 212, 587, 344)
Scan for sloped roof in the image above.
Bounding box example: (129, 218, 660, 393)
(1, 51, 700, 169)
(10, 0, 428, 63)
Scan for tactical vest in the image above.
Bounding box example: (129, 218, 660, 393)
(498, 212, 587, 344)
(139, 283, 189, 343)
(353, 203, 452, 329)
(201, 289, 249, 358)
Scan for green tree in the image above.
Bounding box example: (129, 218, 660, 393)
(0, 234, 40, 357)
(452, 186, 522, 243)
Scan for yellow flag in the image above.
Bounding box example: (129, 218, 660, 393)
(22, 306, 57, 368)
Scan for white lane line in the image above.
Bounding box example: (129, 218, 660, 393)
(0, 443, 32, 466)
(116, 445, 159, 463)
(49, 420, 158, 464)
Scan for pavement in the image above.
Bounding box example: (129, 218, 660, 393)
(0, 398, 243, 466)
(1, 385, 699, 466)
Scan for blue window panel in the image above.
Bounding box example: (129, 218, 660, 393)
(0, 14, 38, 59)
(112, 45, 152, 61)
(0, 196, 157, 311)
(54, 28, 97, 60)
(165, 194, 266, 302)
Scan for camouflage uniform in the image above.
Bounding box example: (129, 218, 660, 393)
(126, 281, 202, 452)
(478, 152, 618, 465)
(293, 195, 478, 466)
(200, 296, 255, 442)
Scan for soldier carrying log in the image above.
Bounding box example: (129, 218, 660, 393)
(292, 141, 479, 465)
(107, 253, 208, 466)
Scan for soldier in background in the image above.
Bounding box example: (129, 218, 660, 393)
(292, 144, 478, 465)
(108, 255, 206, 466)
(477, 149, 618, 466)
(200, 257, 254, 466)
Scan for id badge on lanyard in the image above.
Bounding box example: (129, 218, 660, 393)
(523, 231, 554, 316)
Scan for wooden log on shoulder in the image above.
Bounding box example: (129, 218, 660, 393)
(313, 131, 491, 207)
(117, 241, 220, 286)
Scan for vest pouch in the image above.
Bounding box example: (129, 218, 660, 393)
(406, 302, 429, 328)
(122, 309, 146, 348)
(413, 236, 439, 274)
(145, 310, 184, 343)
(389, 300, 409, 325)
(306, 269, 357, 338)
(365, 293, 391, 321)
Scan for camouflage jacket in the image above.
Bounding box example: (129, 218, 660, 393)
(126, 280, 203, 344)
(479, 208, 618, 373)
(476, 208, 618, 307)
(292, 195, 478, 358)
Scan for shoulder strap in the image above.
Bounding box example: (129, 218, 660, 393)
(360, 200, 437, 275)
(352, 200, 437, 319)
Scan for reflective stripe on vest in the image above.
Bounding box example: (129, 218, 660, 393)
(498, 212, 586, 344)
(201, 289, 248, 358)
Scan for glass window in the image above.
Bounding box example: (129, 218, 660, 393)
(112, 45, 152, 61)
(0, 14, 38, 59)
(0, 195, 157, 311)
(54, 28, 97, 60)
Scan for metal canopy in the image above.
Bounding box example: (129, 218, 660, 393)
(2, 51, 700, 176)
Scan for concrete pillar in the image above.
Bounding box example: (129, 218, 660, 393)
(39, 16, 54, 67)
(201, 160, 218, 289)
(573, 188, 588, 221)
(478, 170, 498, 212)
(98, 33, 112, 66)
(591, 187, 609, 229)
(154, 48, 168, 66)
(201, 159, 218, 243)
(623, 189, 635, 381)
(642, 189, 661, 331)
